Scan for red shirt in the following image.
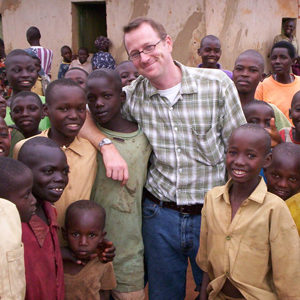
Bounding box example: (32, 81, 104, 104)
(22, 201, 64, 300)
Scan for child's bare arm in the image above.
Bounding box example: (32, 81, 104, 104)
(79, 111, 129, 185)
(200, 272, 209, 300)
(99, 290, 110, 300)
(265, 118, 282, 147)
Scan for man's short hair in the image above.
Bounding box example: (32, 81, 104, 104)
(271, 41, 296, 59)
(26, 26, 41, 42)
(123, 17, 167, 40)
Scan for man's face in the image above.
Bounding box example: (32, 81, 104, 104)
(124, 23, 172, 83)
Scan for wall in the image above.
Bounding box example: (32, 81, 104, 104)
(0, 0, 298, 78)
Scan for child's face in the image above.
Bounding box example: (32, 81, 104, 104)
(271, 47, 292, 75)
(283, 20, 295, 38)
(10, 95, 43, 137)
(0, 94, 6, 118)
(87, 77, 121, 126)
(116, 62, 139, 87)
(9, 170, 37, 222)
(45, 86, 86, 143)
(289, 95, 300, 132)
(6, 55, 38, 93)
(0, 117, 10, 157)
(29, 145, 69, 203)
(265, 155, 300, 200)
(226, 129, 271, 184)
(233, 55, 263, 94)
(244, 104, 275, 128)
(198, 39, 221, 68)
(65, 69, 87, 89)
(65, 209, 104, 260)
(62, 48, 72, 63)
(78, 49, 89, 64)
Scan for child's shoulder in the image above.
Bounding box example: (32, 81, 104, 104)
(72, 136, 97, 155)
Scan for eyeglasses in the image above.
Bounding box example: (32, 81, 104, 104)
(128, 40, 162, 61)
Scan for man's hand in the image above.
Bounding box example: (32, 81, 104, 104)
(97, 238, 116, 263)
(265, 118, 282, 147)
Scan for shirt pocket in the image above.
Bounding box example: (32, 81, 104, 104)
(7, 244, 25, 299)
(191, 123, 224, 166)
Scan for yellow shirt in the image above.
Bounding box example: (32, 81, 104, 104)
(0, 198, 25, 300)
(197, 178, 300, 300)
(286, 193, 300, 236)
(13, 129, 97, 241)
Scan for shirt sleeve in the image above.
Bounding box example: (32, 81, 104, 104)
(254, 82, 263, 100)
(270, 202, 300, 298)
(100, 262, 117, 290)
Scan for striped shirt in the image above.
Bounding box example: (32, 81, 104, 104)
(31, 46, 53, 75)
(123, 61, 246, 205)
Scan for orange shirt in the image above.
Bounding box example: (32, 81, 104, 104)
(197, 178, 300, 300)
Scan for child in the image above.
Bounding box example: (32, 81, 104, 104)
(18, 136, 69, 300)
(69, 47, 92, 74)
(87, 69, 151, 299)
(58, 45, 73, 79)
(63, 200, 116, 300)
(0, 156, 37, 299)
(197, 35, 232, 79)
(115, 60, 139, 87)
(197, 124, 300, 299)
(14, 78, 97, 242)
(65, 67, 89, 90)
(10, 91, 43, 138)
(0, 116, 11, 156)
(264, 142, 300, 234)
(4, 49, 50, 131)
(280, 90, 300, 143)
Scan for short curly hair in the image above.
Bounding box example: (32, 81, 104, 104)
(94, 36, 111, 52)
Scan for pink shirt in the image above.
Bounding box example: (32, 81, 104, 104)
(31, 46, 53, 75)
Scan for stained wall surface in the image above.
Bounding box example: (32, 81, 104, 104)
(0, 0, 298, 78)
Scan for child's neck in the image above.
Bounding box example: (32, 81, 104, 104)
(239, 92, 255, 108)
(35, 199, 49, 225)
(101, 114, 138, 133)
(229, 176, 260, 220)
(202, 63, 218, 69)
(63, 258, 85, 275)
(48, 128, 76, 147)
(273, 72, 293, 84)
(22, 128, 41, 139)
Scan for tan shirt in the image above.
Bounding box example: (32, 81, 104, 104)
(13, 130, 97, 241)
(64, 258, 116, 300)
(0, 198, 25, 300)
(69, 59, 93, 74)
(197, 178, 300, 300)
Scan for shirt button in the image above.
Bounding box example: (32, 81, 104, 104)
(226, 235, 231, 240)
(179, 168, 182, 173)
(174, 127, 178, 131)
(169, 107, 173, 111)
(177, 148, 181, 153)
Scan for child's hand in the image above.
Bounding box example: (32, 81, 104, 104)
(96, 238, 116, 263)
(265, 118, 282, 147)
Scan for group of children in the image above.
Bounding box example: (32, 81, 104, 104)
(0, 29, 300, 300)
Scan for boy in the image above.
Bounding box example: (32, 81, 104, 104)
(65, 67, 89, 90)
(198, 35, 232, 79)
(63, 200, 116, 300)
(197, 124, 300, 299)
(280, 90, 300, 143)
(0, 156, 37, 300)
(58, 45, 73, 79)
(14, 78, 97, 241)
(69, 47, 92, 74)
(18, 136, 69, 300)
(265, 142, 300, 235)
(0, 116, 11, 156)
(115, 60, 139, 87)
(87, 69, 151, 299)
(10, 91, 43, 138)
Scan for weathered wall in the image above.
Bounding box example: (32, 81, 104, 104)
(0, 0, 298, 78)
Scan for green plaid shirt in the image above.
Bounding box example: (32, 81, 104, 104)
(123, 62, 246, 204)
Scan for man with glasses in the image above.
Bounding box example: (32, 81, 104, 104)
(121, 17, 245, 300)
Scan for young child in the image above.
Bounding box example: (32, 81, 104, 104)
(65, 67, 89, 90)
(14, 78, 97, 243)
(280, 90, 300, 143)
(63, 200, 116, 300)
(58, 45, 73, 79)
(18, 136, 69, 300)
(69, 47, 92, 74)
(0, 116, 11, 156)
(87, 69, 151, 299)
(197, 124, 300, 299)
(115, 60, 139, 87)
(4, 49, 50, 131)
(0, 156, 37, 300)
(10, 91, 43, 138)
(197, 35, 232, 79)
(264, 142, 300, 235)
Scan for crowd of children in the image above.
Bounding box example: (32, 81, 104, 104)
(0, 19, 300, 300)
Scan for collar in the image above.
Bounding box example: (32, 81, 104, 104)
(198, 63, 221, 69)
(216, 177, 267, 205)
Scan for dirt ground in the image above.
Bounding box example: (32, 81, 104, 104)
(145, 260, 199, 300)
